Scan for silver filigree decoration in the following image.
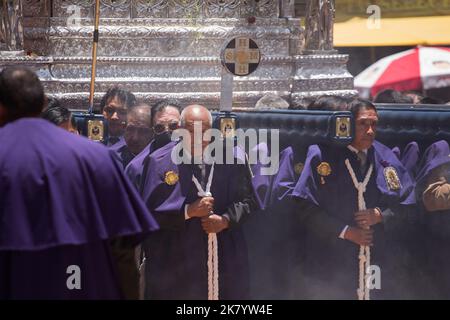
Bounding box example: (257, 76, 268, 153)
(205, 0, 239, 18)
(132, 0, 167, 18)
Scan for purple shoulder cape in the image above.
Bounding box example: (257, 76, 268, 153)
(0, 118, 159, 251)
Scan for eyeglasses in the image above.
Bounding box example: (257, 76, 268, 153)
(153, 121, 179, 135)
(103, 105, 127, 117)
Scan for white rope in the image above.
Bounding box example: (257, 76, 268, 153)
(345, 158, 374, 300)
(192, 163, 219, 300)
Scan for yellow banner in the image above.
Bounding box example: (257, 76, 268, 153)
(336, 0, 450, 21)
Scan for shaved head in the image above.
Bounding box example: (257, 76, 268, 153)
(180, 104, 212, 127)
(180, 104, 212, 158)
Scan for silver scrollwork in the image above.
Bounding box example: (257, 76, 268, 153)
(304, 0, 335, 52)
(1, 0, 24, 52)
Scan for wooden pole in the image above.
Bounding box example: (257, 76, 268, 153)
(88, 0, 100, 113)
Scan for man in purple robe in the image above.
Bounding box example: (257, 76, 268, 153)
(141, 104, 258, 300)
(415, 140, 450, 298)
(417, 141, 450, 213)
(125, 100, 181, 192)
(0, 66, 158, 299)
(124, 100, 181, 298)
(110, 103, 153, 169)
(290, 99, 417, 299)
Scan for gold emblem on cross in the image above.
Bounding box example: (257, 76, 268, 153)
(223, 37, 260, 76)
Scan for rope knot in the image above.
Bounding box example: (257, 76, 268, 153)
(358, 183, 366, 193)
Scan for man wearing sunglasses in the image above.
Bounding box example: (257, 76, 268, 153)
(100, 87, 137, 146)
(151, 100, 182, 150)
(124, 100, 181, 299)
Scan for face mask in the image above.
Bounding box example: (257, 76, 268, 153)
(153, 131, 172, 150)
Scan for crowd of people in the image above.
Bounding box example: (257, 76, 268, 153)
(0, 66, 449, 300)
(287, 88, 450, 111)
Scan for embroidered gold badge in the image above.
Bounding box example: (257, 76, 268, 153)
(317, 162, 332, 176)
(317, 162, 332, 185)
(383, 166, 401, 191)
(164, 171, 179, 186)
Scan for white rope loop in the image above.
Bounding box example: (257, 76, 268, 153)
(192, 162, 219, 300)
(345, 158, 374, 300)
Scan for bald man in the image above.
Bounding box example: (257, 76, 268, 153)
(110, 103, 153, 169)
(141, 104, 258, 300)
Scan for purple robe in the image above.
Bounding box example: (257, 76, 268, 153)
(109, 136, 135, 169)
(106, 135, 122, 147)
(249, 143, 272, 210)
(0, 118, 158, 299)
(140, 141, 178, 202)
(416, 140, 450, 189)
(392, 142, 420, 178)
(291, 141, 416, 299)
(141, 141, 256, 300)
(124, 140, 156, 191)
(244, 145, 308, 299)
(268, 146, 308, 206)
(415, 140, 450, 298)
(392, 146, 401, 160)
(241, 143, 274, 299)
(401, 141, 420, 178)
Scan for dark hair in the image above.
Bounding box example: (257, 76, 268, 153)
(151, 99, 182, 124)
(421, 96, 445, 104)
(288, 103, 307, 110)
(41, 105, 72, 126)
(307, 95, 351, 111)
(99, 87, 137, 112)
(46, 96, 61, 110)
(349, 98, 377, 118)
(373, 89, 413, 104)
(0, 66, 45, 121)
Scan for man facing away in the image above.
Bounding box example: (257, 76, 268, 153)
(0, 66, 158, 299)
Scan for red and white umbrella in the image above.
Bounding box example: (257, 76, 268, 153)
(355, 46, 450, 99)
